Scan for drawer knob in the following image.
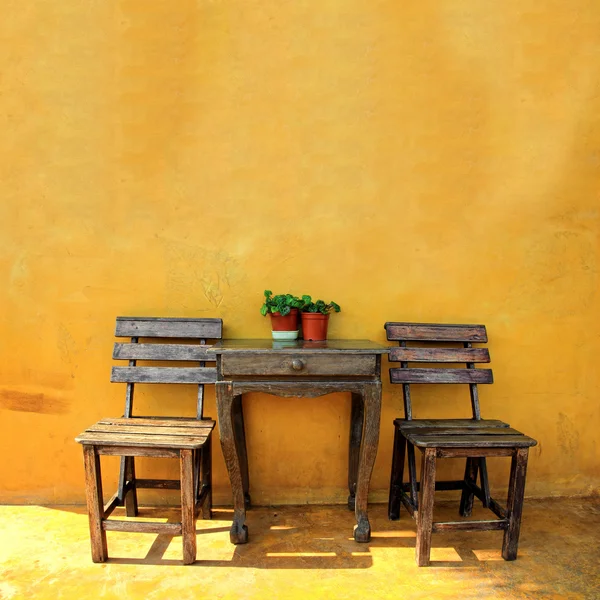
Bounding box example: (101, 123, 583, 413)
(291, 359, 305, 371)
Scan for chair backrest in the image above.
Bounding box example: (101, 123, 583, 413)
(385, 321, 492, 421)
(112, 317, 223, 419)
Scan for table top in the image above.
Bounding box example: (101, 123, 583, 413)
(208, 339, 389, 354)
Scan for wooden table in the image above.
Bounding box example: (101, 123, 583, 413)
(208, 339, 387, 544)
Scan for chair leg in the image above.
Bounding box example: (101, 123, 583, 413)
(180, 448, 196, 565)
(407, 442, 419, 514)
(502, 448, 529, 561)
(478, 457, 491, 508)
(388, 427, 406, 520)
(415, 448, 436, 567)
(124, 456, 138, 516)
(459, 457, 479, 517)
(201, 436, 213, 520)
(82, 446, 108, 563)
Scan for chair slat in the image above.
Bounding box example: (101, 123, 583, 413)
(395, 419, 509, 429)
(390, 368, 493, 385)
(113, 343, 214, 362)
(389, 347, 490, 363)
(75, 431, 210, 449)
(111, 367, 218, 384)
(115, 317, 222, 339)
(98, 417, 214, 428)
(404, 433, 537, 448)
(88, 423, 213, 436)
(401, 426, 523, 437)
(385, 322, 487, 343)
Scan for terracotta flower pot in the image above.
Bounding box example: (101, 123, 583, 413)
(269, 308, 299, 332)
(301, 312, 330, 341)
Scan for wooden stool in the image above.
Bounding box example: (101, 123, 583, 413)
(385, 322, 537, 566)
(75, 316, 222, 564)
(76, 418, 214, 564)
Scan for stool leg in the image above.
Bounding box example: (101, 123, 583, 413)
(459, 457, 479, 517)
(180, 448, 196, 565)
(201, 436, 212, 520)
(502, 448, 529, 561)
(83, 446, 108, 563)
(416, 448, 436, 567)
(388, 427, 406, 520)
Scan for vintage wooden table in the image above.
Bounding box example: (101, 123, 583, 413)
(208, 339, 388, 544)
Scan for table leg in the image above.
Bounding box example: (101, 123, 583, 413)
(232, 394, 251, 509)
(354, 381, 382, 542)
(348, 393, 364, 511)
(216, 382, 248, 544)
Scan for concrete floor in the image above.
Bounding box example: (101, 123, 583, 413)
(1, 498, 599, 600)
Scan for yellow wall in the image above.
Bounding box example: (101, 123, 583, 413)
(1, 1, 599, 505)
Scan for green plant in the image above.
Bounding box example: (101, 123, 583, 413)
(260, 290, 304, 316)
(300, 296, 341, 315)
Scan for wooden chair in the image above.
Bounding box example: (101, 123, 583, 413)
(385, 322, 537, 566)
(75, 317, 222, 564)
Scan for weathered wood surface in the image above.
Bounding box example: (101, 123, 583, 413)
(103, 520, 183, 534)
(97, 417, 215, 428)
(113, 343, 214, 361)
(390, 368, 493, 385)
(210, 339, 389, 353)
(405, 433, 537, 448)
(83, 446, 108, 563)
(77, 431, 211, 449)
(96, 446, 179, 458)
(415, 448, 436, 566)
(401, 426, 525, 437)
(354, 382, 381, 542)
(385, 322, 537, 566)
(348, 393, 364, 511)
(200, 439, 213, 519)
(459, 457, 479, 517)
(431, 519, 508, 533)
(87, 423, 214, 437)
(111, 366, 218, 384)
(388, 427, 406, 520)
(215, 341, 384, 545)
(502, 448, 529, 561)
(216, 382, 248, 544)
(396, 418, 509, 429)
(389, 347, 490, 363)
(221, 354, 377, 377)
(116, 317, 223, 339)
(385, 322, 487, 343)
(232, 395, 251, 510)
(435, 447, 516, 458)
(180, 448, 196, 564)
(135, 478, 180, 489)
(229, 379, 374, 397)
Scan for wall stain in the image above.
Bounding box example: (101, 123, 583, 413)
(557, 412, 580, 456)
(0, 389, 69, 415)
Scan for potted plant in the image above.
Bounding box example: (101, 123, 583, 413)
(260, 290, 304, 340)
(300, 296, 341, 341)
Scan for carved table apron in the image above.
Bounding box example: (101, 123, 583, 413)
(208, 339, 387, 544)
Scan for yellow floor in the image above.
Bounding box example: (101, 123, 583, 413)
(1, 498, 598, 600)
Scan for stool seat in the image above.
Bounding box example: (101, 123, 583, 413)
(76, 417, 215, 450)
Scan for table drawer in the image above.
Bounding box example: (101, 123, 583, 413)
(221, 354, 377, 377)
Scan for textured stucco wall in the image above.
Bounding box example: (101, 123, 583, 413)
(1, 1, 599, 504)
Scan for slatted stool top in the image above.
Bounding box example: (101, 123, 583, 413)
(75, 417, 215, 450)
